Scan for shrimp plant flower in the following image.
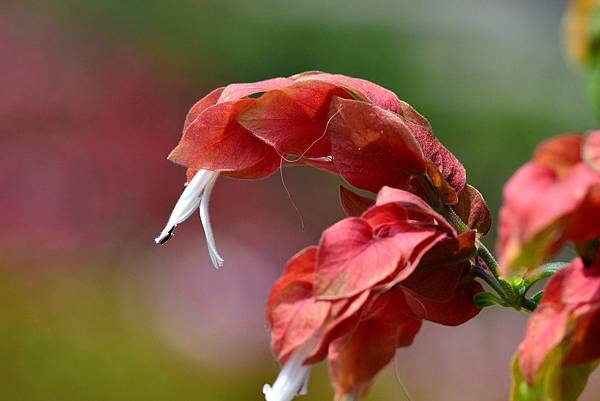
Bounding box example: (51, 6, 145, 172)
(155, 71, 504, 401)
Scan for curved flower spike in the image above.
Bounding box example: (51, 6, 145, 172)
(498, 131, 600, 277)
(157, 71, 476, 268)
(512, 254, 600, 401)
(266, 186, 481, 401)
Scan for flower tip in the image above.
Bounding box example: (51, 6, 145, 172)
(155, 227, 175, 245)
(262, 384, 272, 400)
(211, 255, 225, 269)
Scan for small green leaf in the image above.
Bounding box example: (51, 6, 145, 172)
(499, 278, 517, 298)
(473, 292, 502, 309)
(525, 262, 570, 291)
(540, 262, 570, 278)
(512, 276, 525, 288)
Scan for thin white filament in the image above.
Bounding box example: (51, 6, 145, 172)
(199, 173, 224, 269)
(393, 354, 415, 401)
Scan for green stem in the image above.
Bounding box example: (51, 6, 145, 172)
(472, 265, 536, 312)
(445, 206, 537, 312)
(444, 206, 469, 233)
(521, 297, 537, 312)
(472, 265, 505, 299)
(444, 206, 499, 276)
(476, 239, 499, 277)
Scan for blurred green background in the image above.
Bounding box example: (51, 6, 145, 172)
(1, 0, 598, 400)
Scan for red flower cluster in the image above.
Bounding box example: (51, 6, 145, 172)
(498, 132, 600, 277)
(265, 187, 482, 401)
(514, 256, 600, 400)
(156, 72, 490, 401)
(498, 131, 600, 400)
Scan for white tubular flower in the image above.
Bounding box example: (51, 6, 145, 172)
(263, 340, 315, 401)
(155, 169, 224, 269)
(340, 391, 360, 401)
(199, 173, 224, 268)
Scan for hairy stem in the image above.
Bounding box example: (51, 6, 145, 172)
(475, 239, 499, 277)
(472, 265, 506, 300)
(444, 201, 537, 312)
(444, 206, 500, 276)
(444, 205, 469, 233)
(472, 265, 537, 312)
(520, 297, 537, 312)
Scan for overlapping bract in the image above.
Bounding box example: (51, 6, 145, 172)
(168, 71, 468, 201)
(498, 132, 600, 278)
(512, 255, 600, 401)
(266, 186, 482, 400)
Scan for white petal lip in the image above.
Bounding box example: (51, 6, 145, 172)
(155, 169, 223, 268)
(263, 340, 315, 401)
(199, 173, 224, 268)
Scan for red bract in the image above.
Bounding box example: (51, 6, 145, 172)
(264, 186, 482, 401)
(395, 100, 467, 199)
(498, 131, 600, 277)
(169, 71, 464, 187)
(315, 187, 455, 300)
(453, 184, 492, 235)
(292, 71, 405, 113)
(267, 247, 331, 363)
(236, 80, 351, 157)
(326, 97, 427, 192)
(327, 289, 421, 401)
(513, 255, 600, 400)
(166, 70, 472, 187)
(169, 89, 282, 179)
(338, 186, 374, 217)
(168, 71, 407, 178)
